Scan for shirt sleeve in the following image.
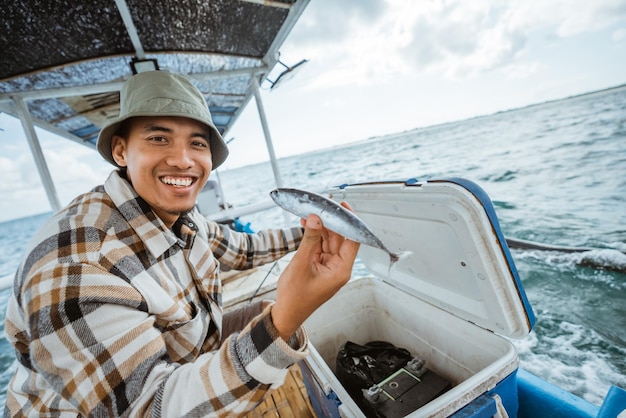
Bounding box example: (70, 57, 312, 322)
(18, 261, 308, 417)
(204, 215, 304, 271)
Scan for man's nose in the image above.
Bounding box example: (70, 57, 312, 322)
(166, 144, 193, 168)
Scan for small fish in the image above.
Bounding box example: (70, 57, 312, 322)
(270, 187, 404, 264)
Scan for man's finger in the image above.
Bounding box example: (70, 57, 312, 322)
(340, 236, 361, 261)
(295, 214, 323, 256)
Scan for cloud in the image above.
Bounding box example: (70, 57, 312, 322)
(288, 0, 386, 46)
(613, 27, 626, 42)
(507, 0, 626, 37)
(0, 156, 23, 189)
(398, 2, 528, 78)
(503, 62, 541, 80)
(45, 149, 107, 182)
(0, 112, 112, 221)
(285, 0, 626, 86)
(0, 149, 47, 194)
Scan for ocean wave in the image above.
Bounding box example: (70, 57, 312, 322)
(513, 248, 626, 275)
(577, 249, 626, 274)
(513, 319, 626, 406)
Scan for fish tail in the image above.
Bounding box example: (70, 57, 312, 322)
(387, 253, 404, 276)
(389, 250, 412, 269)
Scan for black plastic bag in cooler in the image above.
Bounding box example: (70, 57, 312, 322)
(336, 341, 452, 418)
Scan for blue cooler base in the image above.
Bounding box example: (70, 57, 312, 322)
(300, 360, 342, 418)
(449, 371, 518, 417)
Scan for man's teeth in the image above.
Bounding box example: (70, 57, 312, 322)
(162, 176, 192, 187)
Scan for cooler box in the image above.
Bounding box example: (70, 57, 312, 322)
(299, 178, 536, 417)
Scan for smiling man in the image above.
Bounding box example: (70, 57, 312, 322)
(4, 71, 359, 417)
(111, 116, 214, 227)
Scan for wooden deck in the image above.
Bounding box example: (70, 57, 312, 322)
(244, 363, 317, 418)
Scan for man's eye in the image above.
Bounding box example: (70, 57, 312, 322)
(193, 140, 209, 148)
(149, 136, 167, 142)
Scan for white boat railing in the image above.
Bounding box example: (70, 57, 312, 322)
(206, 198, 277, 222)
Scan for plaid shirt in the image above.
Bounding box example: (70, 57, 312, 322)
(4, 171, 306, 417)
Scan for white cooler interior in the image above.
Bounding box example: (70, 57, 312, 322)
(303, 276, 519, 417)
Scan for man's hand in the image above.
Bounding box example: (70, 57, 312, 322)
(271, 203, 360, 341)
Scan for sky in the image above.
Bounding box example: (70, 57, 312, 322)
(1, 0, 625, 223)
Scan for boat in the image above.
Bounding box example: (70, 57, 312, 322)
(1, 1, 624, 417)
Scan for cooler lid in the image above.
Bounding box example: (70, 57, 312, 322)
(327, 178, 536, 339)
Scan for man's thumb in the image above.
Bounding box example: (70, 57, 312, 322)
(299, 214, 323, 250)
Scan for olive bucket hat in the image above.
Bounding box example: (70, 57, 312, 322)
(97, 70, 229, 170)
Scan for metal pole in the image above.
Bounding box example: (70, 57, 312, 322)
(251, 77, 283, 188)
(251, 77, 292, 226)
(13, 96, 62, 213)
(114, 0, 146, 59)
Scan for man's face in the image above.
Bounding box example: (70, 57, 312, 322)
(111, 116, 213, 228)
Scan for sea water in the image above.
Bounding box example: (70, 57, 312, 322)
(1, 87, 625, 409)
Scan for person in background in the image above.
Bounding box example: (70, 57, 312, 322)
(4, 71, 359, 416)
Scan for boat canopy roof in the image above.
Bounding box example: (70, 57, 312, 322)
(0, 0, 309, 148)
